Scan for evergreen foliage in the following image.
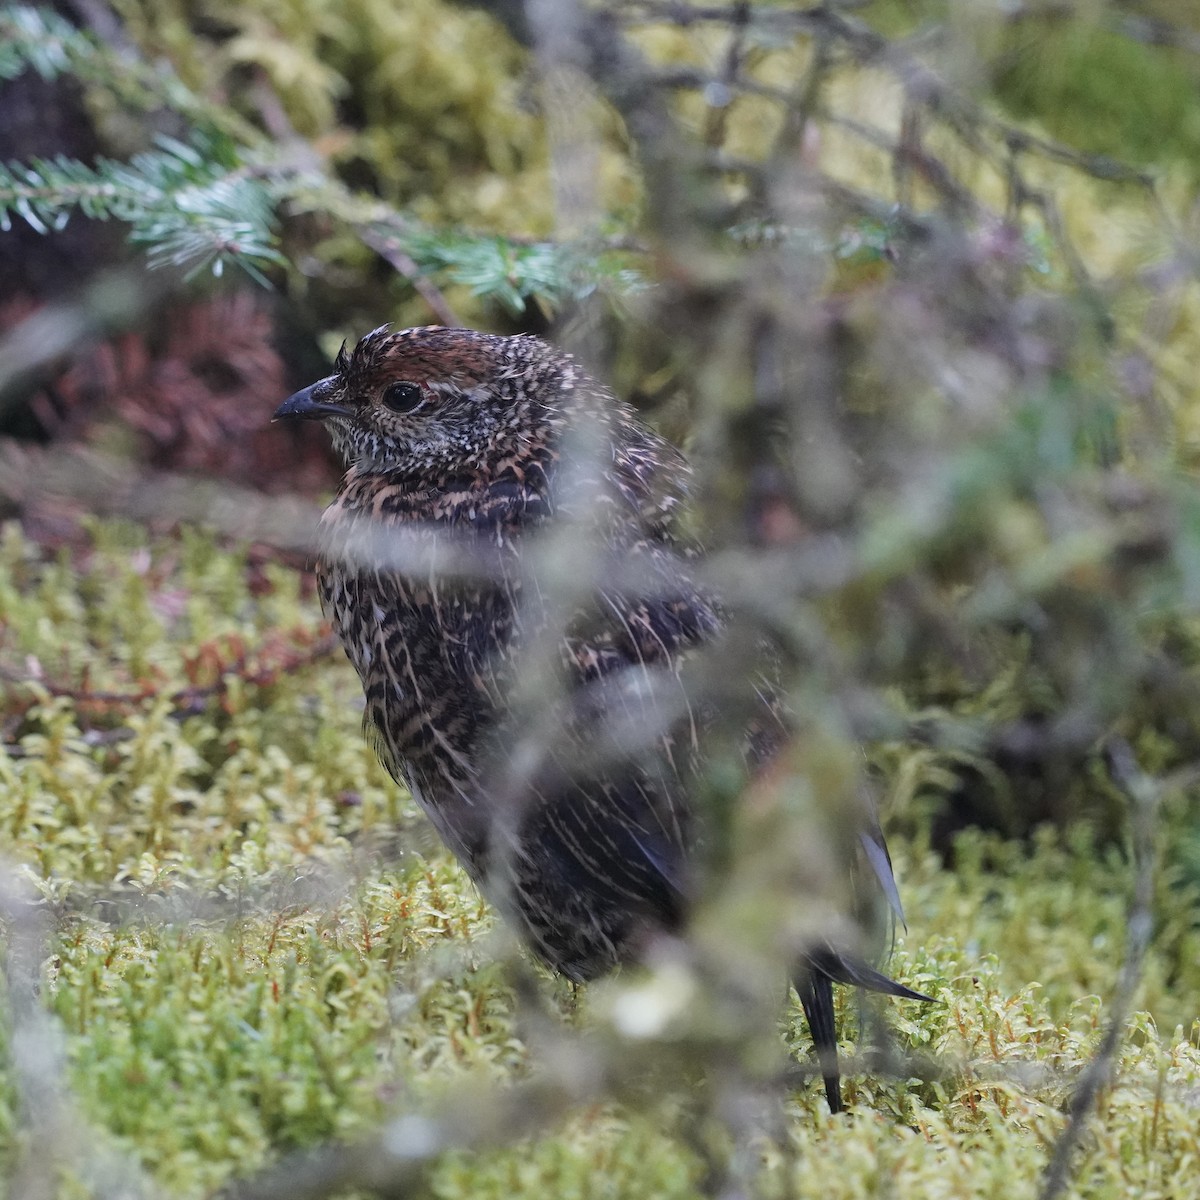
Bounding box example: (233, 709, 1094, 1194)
(0, 4, 625, 308)
(0, 132, 284, 282)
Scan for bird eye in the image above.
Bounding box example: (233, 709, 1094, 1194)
(381, 381, 424, 413)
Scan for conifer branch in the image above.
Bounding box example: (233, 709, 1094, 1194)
(0, 133, 286, 283)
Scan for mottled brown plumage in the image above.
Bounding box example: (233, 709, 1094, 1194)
(276, 325, 927, 1111)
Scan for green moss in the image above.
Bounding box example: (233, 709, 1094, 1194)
(2, 519, 1198, 1195)
(108, 0, 557, 227)
(993, 19, 1200, 173)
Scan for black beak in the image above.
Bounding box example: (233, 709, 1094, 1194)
(273, 382, 352, 422)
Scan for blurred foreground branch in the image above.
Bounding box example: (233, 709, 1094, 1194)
(3, 0, 1200, 1195)
(1038, 739, 1161, 1200)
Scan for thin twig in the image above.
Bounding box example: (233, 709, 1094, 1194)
(1037, 739, 1159, 1200)
(358, 226, 462, 327)
(0, 864, 157, 1199)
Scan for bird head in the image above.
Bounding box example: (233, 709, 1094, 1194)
(274, 325, 581, 475)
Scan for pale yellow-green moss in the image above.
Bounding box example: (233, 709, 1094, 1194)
(1, 518, 1199, 1197)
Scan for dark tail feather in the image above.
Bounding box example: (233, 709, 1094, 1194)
(795, 969, 843, 1114)
(796, 950, 933, 1113)
(859, 827, 906, 928)
(807, 946, 933, 1002)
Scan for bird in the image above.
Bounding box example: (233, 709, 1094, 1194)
(274, 324, 929, 1112)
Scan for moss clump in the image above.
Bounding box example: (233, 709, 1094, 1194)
(109, 0, 555, 228)
(1, 517, 1199, 1197)
(993, 19, 1200, 173)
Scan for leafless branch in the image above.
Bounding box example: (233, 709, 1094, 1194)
(1037, 739, 1160, 1200)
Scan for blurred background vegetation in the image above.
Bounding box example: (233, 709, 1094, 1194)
(3, 1, 1200, 1196)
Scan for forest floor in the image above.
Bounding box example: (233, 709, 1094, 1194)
(1, 517, 1199, 1199)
